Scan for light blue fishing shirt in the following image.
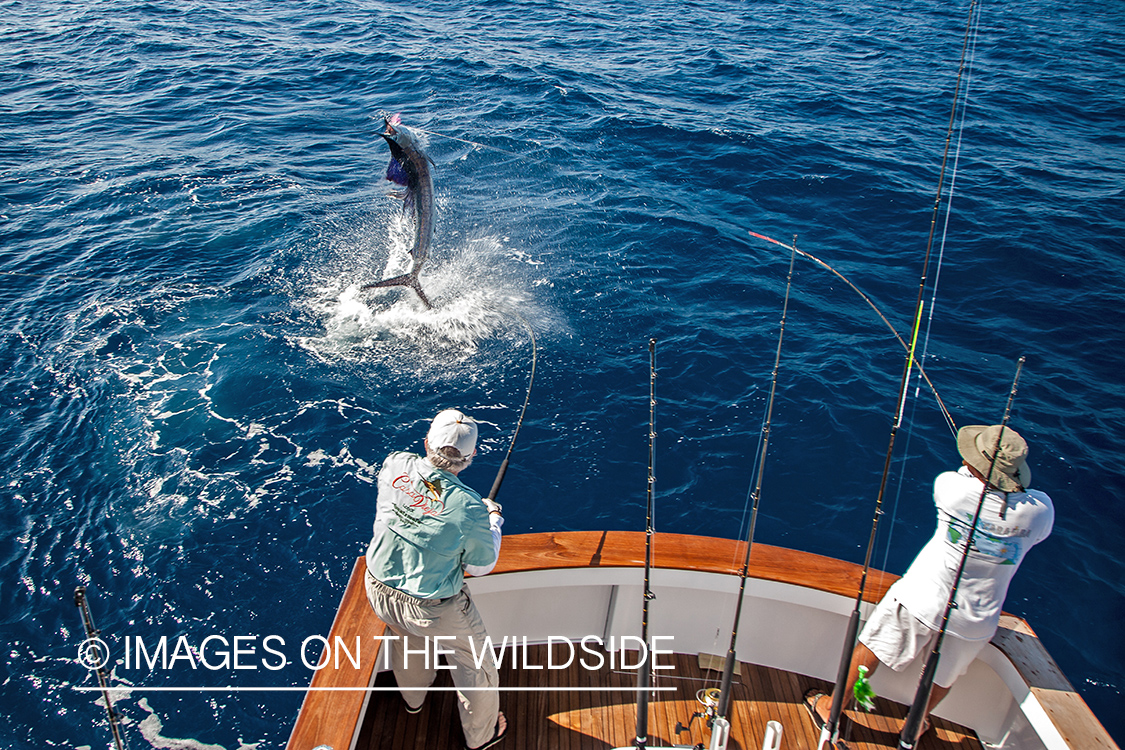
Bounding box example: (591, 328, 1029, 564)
(365, 451, 500, 600)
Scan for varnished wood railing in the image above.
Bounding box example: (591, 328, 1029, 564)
(285, 532, 1117, 750)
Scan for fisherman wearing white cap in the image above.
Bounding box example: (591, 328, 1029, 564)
(364, 409, 507, 750)
(807, 424, 1054, 743)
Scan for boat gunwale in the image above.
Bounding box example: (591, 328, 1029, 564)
(285, 531, 1117, 750)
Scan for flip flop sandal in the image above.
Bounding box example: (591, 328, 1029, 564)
(803, 689, 853, 749)
(802, 687, 829, 732)
(466, 716, 507, 750)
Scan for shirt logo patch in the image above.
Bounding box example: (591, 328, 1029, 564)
(391, 473, 445, 517)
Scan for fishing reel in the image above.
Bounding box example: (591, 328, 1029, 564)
(699, 686, 723, 723)
(674, 687, 723, 740)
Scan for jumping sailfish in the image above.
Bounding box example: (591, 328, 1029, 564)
(362, 115, 435, 309)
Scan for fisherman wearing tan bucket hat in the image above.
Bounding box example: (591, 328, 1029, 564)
(808, 424, 1054, 744)
(956, 423, 1033, 493)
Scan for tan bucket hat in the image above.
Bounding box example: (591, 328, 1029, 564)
(956, 424, 1031, 492)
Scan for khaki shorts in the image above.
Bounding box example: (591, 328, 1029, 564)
(859, 595, 987, 688)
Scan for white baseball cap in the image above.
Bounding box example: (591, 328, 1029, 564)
(426, 409, 478, 458)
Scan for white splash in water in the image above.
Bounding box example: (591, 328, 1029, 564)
(298, 234, 555, 369)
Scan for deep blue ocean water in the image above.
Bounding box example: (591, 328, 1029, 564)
(3, 0, 1123, 747)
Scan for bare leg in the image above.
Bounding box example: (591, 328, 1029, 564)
(904, 683, 950, 743)
(927, 684, 950, 714)
(816, 642, 882, 723)
(815, 644, 953, 745)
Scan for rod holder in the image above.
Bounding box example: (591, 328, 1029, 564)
(761, 720, 783, 750)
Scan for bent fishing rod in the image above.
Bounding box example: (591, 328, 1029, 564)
(633, 337, 658, 749)
(710, 241, 798, 746)
(747, 230, 955, 437)
(819, 2, 982, 746)
(486, 313, 538, 505)
(898, 357, 1026, 749)
(75, 586, 127, 750)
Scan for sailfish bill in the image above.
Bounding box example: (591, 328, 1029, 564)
(362, 114, 435, 309)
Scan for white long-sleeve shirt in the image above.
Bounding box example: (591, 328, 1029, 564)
(890, 466, 1054, 641)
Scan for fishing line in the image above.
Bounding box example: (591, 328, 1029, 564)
(898, 355, 1025, 749)
(729, 308, 783, 577)
(747, 230, 955, 434)
(879, 2, 982, 585)
(726, 238, 798, 601)
(0, 269, 257, 305)
(486, 312, 538, 503)
(412, 126, 551, 167)
(0, 269, 202, 294)
(819, 1, 983, 745)
(375, 113, 549, 167)
(920, 11, 980, 397)
(712, 239, 797, 739)
(1, 270, 112, 283)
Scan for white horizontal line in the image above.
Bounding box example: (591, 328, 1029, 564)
(74, 686, 677, 693)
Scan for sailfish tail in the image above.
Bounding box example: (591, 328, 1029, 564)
(361, 274, 433, 310)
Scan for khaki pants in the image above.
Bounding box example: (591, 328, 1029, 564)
(365, 571, 500, 748)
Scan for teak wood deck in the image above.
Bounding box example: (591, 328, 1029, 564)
(353, 642, 982, 750)
(287, 531, 1118, 750)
